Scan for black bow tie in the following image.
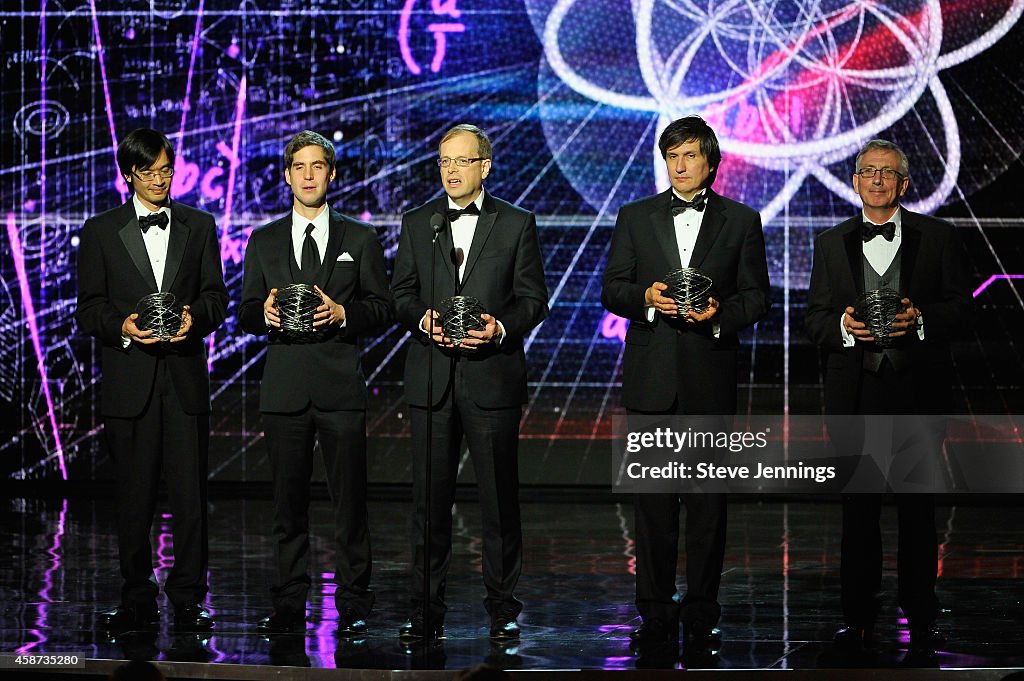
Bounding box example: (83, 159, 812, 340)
(139, 212, 169, 233)
(670, 193, 706, 215)
(862, 221, 896, 242)
(447, 203, 481, 222)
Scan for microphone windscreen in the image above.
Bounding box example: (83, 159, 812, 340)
(430, 212, 444, 235)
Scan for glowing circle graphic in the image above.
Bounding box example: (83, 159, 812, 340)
(528, 0, 1024, 220)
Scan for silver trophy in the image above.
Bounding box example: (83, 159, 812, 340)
(135, 292, 183, 341)
(276, 283, 322, 335)
(440, 295, 487, 345)
(854, 288, 904, 348)
(663, 267, 714, 314)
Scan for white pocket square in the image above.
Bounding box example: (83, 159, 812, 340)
(337, 252, 354, 262)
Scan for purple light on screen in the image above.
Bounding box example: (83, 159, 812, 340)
(6, 213, 67, 479)
(176, 0, 206, 158)
(973, 273, 1024, 297)
(89, 0, 125, 202)
(227, 43, 240, 59)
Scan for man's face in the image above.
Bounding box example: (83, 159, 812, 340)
(126, 149, 172, 211)
(853, 148, 908, 214)
(285, 144, 336, 210)
(439, 132, 490, 207)
(665, 139, 713, 200)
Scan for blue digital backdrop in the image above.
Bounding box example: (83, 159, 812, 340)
(3, 1, 1023, 483)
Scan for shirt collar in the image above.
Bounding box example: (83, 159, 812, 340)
(447, 190, 485, 212)
(133, 194, 170, 219)
(292, 204, 330, 234)
(862, 206, 902, 235)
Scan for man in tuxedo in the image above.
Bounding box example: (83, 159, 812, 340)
(76, 128, 228, 631)
(239, 130, 391, 635)
(805, 139, 973, 654)
(601, 115, 770, 652)
(391, 124, 548, 642)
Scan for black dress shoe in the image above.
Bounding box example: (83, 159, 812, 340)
(489, 615, 520, 641)
(336, 610, 368, 638)
(908, 624, 946, 654)
(834, 624, 873, 652)
(174, 604, 214, 631)
(684, 624, 722, 651)
(629, 619, 678, 645)
(257, 610, 305, 633)
(97, 606, 159, 631)
(398, 612, 444, 640)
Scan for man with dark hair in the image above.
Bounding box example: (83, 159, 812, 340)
(805, 138, 973, 654)
(391, 123, 548, 642)
(239, 130, 390, 635)
(76, 128, 228, 632)
(602, 115, 770, 653)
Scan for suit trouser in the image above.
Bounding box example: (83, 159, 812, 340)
(634, 492, 727, 627)
(263, 406, 374, 618)
(104, 358, 209, 610)
(408, 362, 523, 622)
(839, 360, 939, 627)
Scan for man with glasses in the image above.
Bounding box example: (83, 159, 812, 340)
(76, 128, 228, 632)
(805, 139, 973, 654)
(391, 123, 548, 642)
(239, 130, 390, 635)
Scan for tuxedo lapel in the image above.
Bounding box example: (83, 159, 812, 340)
(688, 190, 724, 269)
(842, 220, 865, 294)
(460, 192, 496, 287)
(650, 191, 682, 271)
(317, 209, 348, 288)
(117, 203, 159, 292)
(160, 202, 190, 292)
(898, 210, 921, 296)
(433, 198, 458, 285)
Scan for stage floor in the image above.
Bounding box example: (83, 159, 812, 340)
(2, 494, 1023, 678)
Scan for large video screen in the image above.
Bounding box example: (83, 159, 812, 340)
(3, 1, 1023, 482)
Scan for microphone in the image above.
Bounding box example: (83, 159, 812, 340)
(430, 212, 445, 242)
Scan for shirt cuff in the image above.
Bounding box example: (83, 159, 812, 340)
(840, 314, 855, 347)
(121, 335, 131, 349)
(645, 306, 656, 323)
(916, 313, 925, 340)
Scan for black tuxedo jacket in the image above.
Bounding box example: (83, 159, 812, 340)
(804, 209, 974, 413)
(602, 188, 771, 413)
(75, 200, 228, 418)
(238, 208, 391, 413)
(392, 191, 549, 409)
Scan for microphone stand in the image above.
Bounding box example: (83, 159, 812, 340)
(422, 213, 444, 642)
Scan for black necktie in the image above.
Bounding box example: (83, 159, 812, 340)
(300, 223, 320, 283)
(447, 203, 481, 222)
(670, 193, 706, 216)
(139, 212, 169, 233)
(862, 221, 896, 242)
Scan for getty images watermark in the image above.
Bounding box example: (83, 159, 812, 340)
(611, 415, 1024, 493)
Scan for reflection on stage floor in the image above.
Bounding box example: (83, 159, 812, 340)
(2, 494, 1023, 675)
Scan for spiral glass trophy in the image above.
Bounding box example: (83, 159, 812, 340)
(663, 267, 714, 314)
(135, 292, 183, 341)
(275, 283, 322, 335)
(854, 288, 904, 347)
(440, 295, 487, 345)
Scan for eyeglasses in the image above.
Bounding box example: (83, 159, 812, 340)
(133, 168, 175, 183)
(437, 157, 486, 168)
(856, 167, 903, 181)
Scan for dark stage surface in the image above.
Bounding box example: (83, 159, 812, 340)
(2, 494, 1024, 679)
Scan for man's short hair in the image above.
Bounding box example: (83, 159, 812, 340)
(439, 124, 492, 160)
(658, 115, 721, 187)
(116, 128, 175, 180)
(284, 130, 336, 170)
(855, 139, 910, 177)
